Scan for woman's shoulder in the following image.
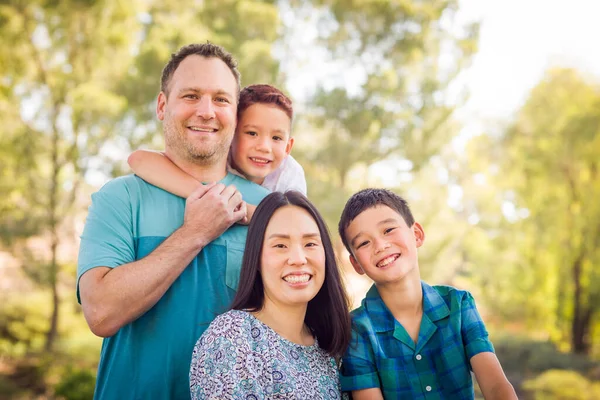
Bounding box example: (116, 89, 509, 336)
(203, 310, 253, 339)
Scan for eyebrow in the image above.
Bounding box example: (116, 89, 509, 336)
(267, 232, 321, 240)
(350, 218, 398, 248)
(177, 87, 234, 99)
(241, 124, 288, 135)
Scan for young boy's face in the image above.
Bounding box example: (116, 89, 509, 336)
(345, 205, 424, 285)
(230, 103, 293, 185)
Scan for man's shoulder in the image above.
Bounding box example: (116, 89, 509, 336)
(95, 174, 153, 196)
(227, 173, 269, 200)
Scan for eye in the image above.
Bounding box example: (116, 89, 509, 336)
(273, 136, 283, 141)
(183, 94, 198, 99)
(356, 241, 369, 249)
(305, 242, 319, 248)
(215, 96, 229, 103)
(273, 243, 286, 249)
(245, 131, 258, 137)
(384, 227, 396, 234)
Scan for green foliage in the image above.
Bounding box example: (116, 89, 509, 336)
(0, 295, 50, 357)
(53, 366, 96, 400)
(287, 0, 478, 236)
(461, 68, 600, 355)
(494, 336, 598, 377)
(523, 370, 600, 400)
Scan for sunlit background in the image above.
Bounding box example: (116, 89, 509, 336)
(1, 0, 599, 398)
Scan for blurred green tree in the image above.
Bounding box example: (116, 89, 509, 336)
(284, 0, 479, 230)
(0, 0, 143, 352)
(0, 0, 283, 354)
(462, 69, 600, 355)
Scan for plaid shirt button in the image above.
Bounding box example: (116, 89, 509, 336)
(426, 386, 432, 392)
(415, 354, 422, 360)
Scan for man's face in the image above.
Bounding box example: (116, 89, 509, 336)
(157, 55, 238, 165)
(345, 205, 424, 286)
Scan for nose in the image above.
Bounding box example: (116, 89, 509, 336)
(287, 244, 307, 266)
(255, 136, 271, 153)
(374, 237, 390, 254)
(196, 96, 215, 120)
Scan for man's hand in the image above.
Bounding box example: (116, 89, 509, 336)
(182, 182, 246, 246)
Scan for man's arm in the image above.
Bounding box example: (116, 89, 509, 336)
(79, 182, 246, 338)
(471, 352, 517, 400)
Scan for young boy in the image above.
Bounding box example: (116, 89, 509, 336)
(127, 84, 306, 220)
(337, 188, 517, 399)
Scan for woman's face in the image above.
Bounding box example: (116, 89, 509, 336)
(260, 205, 326, 311)
(230, 103, 293, 185)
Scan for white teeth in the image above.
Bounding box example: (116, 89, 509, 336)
(283, 274, 310, 284)
(250, 157, 269, 164)
(377, 255, 399, 268)
(189, 127, 215, 132)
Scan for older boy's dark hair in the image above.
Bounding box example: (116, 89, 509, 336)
(338, 188, 415, 253)
(230, 191, 351, 359)
(160, 42, 241, 97)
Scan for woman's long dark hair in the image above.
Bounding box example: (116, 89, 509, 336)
(230, 191, 351, 358)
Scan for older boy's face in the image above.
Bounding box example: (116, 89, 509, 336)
(346, 205, 424, 285)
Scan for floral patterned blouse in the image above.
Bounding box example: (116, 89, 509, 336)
(189, 309, 342, 399)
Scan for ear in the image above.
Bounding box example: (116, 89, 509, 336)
(285, 136, 294, 156)
(349, 254, 365, 275)
(156, 91, 167, 121)
(413, 222, 425, 248)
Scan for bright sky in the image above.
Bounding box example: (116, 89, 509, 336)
(362, 0, 600, 187)
(460, 0, 600, 121)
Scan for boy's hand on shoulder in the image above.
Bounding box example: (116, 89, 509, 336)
(236, 202, 256, 226)
(181, 183, 246, 246)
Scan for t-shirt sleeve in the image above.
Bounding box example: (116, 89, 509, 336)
(340, 323, 380, 391)
(76, 178, 135, 302)
(275, 155, 307, 195)
(460, 292, 495, 361)
(189, 313, 255, 400)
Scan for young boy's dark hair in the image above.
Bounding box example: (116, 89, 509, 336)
(338, 188, 415, 252)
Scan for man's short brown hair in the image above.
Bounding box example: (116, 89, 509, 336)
(160, 42, 241, 98)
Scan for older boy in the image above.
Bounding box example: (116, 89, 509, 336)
(338, 189, 516, 399)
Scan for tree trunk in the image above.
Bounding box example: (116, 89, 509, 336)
(45, 106, 61, 352)
(570, 254, 591, 354)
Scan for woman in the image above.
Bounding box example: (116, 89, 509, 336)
(189, 191, 351, 399)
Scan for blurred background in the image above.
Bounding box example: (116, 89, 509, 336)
(1, 0, 599, 398)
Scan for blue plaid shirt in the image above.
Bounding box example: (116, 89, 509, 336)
(340, 282, 494, 399)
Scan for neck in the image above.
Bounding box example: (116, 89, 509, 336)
(378, 270, 423, 318)
(166, 149, 228, 183)
(253, 301, 313, 346)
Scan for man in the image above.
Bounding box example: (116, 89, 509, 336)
(77, 43, 269, 399)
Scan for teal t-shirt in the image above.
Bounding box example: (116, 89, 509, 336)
(77, 173, 269, 400)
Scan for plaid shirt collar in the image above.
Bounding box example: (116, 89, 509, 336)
(363, 281, 451, 351)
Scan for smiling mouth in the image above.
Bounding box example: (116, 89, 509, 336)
(282, 274, 312, 284)
(376, 254, 400, 268)
(188, 126, 218, 132)
(249, 157, 271, 164)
